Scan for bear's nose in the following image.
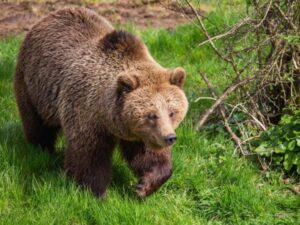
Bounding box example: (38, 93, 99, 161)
(165, 133, 177, 145)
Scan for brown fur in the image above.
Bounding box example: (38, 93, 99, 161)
(14, 7, 188, 198)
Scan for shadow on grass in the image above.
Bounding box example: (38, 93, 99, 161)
(0, 120, 138, 200)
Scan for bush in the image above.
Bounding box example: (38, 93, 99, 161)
(254, 111, 300, 174)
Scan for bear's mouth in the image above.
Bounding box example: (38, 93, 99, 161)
(145, 142, 165, 151)
(144, 139, 171, 151)
(137, 131, 174, 150)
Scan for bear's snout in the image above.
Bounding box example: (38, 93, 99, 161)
(164, 133, 177, 146)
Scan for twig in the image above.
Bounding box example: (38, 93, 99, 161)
(255, 0, 273, 28)
(196, 75, 256, 130)
(199, 72, 250, 155)
(199, 17, 251, 47)
(194, 96, 217, 102)
(184, 0, 233, 64)
(274, 3, 298, 31)
(239, 105, 267, 131)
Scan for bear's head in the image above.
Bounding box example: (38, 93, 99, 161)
(117, 65, 188, 149)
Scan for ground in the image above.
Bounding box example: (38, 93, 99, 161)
(0, 0, 299, 224)
(0, 0, 204, 38)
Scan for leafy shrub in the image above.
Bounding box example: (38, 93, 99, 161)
(254, 111, 300, 174)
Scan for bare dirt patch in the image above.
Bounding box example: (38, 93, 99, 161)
(0, 0, 204, 39)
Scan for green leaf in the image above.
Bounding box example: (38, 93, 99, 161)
(296, 139, 300, 147)
(254, 144, 273, 156)
(283, 153, 299, 171)
(293, 153, 300, 165)
(283, 153, 294, 171)
(274, 144, 286, 153)
(280, 115, 292, 124)
(284, 130, 294, 141)
(287, 140, 296, 151)
(293, 128, 300, 137)
(273, 156, 283, 165)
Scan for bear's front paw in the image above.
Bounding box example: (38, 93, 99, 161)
(135, 178, 152, 198)
(135, 172, 160, 198)
(135, 169, 172, 198)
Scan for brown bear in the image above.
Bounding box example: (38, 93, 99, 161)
(14, 7, 188, 198)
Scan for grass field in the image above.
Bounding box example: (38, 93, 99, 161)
(0, 2, 299, 225)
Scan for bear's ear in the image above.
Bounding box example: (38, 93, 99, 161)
(117, 73, 139, 95)
(170, 67, 186, 88)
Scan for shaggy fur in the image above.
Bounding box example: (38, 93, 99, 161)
(14, 7, 188, 198)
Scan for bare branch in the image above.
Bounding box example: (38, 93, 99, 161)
(274, 3, 298, 31)
(199, 72, 250, 155)
(255, 0, 273, 28)
(196, 75, 256, 130)
(199, 17, 251, 47)
(184, 0, 233, 64)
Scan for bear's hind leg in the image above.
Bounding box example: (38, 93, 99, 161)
(14, 71, 59, 153)
(64, 130, 116, 198)
(120, 140, 172, 198)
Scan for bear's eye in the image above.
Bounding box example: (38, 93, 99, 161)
(169, 112, 175, 118)
(148, 112, 158, 120)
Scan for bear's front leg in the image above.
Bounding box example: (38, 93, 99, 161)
(120, 140, 172, 198)
(64, 130, 116, 198)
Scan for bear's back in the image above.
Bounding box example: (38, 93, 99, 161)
(20, 7, 115, 81)
(16, 8, 115, 125)
(38, 7, 113, 43)
(21, 7, 113, 62)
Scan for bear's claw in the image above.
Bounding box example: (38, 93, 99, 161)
(135, 178, 153, 198)
(135, 182, 148, 198)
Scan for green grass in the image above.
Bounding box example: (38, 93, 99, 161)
(0, 3, 299, 225)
